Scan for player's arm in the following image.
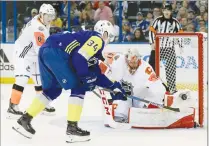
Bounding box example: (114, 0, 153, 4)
(71, 36, 106, 91)
(72, 35, 104, 77)
(174, 18, 183, 33)
(149, 18, 159, 46)
(90, 63, 127, 101)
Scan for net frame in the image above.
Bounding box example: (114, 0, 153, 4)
(155, 33, 204, 127)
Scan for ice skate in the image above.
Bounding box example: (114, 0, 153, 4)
(114, 116, 128, 123)
(7, 99, 23, 119)
(12, 113, 35, 139)
(66, 121, 90, 143)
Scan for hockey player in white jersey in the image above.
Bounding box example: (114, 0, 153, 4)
(100, 49, 196, 128)
(7, 4, 56, 118)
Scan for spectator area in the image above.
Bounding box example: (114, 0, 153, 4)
(1, 1, 208, 43)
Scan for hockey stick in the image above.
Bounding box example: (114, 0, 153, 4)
(101, 88, 180, 112)
(92, 90, 132, 129)
(128, 95, 180, 112)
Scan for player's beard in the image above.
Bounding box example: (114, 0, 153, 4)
(126, 59, 139, 75)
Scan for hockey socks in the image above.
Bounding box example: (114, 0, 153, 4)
(67, 96, 84, 121)
(26, 93, 50, 117)
(10, 84, 24, 104)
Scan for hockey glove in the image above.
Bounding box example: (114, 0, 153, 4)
(80, 74, 97, 91)
(110, 92, 127, 101)
(109, 81, 127, 101)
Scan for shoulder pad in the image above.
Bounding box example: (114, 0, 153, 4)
(38, 26, 45, 31)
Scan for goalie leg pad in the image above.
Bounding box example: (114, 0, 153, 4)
(112, 99, 132, 120)
(129, 107, 195, 128)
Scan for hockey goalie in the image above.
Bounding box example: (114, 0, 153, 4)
(99, 49, 197, 129)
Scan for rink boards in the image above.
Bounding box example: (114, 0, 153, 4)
(0, 42, 207, 92)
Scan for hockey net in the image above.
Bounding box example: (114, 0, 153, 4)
(155, 33, 207, 127)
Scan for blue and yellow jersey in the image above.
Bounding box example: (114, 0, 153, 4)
(42, 30, 105, 77)
(44, 30, 104, 60)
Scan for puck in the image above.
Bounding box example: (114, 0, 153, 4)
(181, 94, 187, 100)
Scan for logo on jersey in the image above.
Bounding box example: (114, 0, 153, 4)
(26, 66, 31, 72)
(62, 79, 67, 83)
(88, 57, 98, 67)
(121, 80, 134, 96)
(34, 32, 45, 46)
(0, 49, 14, 71)
(38, 26, 44, 31)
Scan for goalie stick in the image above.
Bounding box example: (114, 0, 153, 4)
(92, 90, 132, 129)
(101, 88, 180, 112)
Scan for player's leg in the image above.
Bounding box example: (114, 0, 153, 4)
(160, 47, 177, 93)
(13, 87, 62, 138)
(13, 47, 80, 138)
(148, 50, 156, 71)
(7, 57, 32, 119)
(12, 49, 62, 138)
(31, 61, 56, 115)
(66, 88, 90, 143)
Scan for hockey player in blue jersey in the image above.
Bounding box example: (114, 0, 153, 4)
(12, 20, 127, 143)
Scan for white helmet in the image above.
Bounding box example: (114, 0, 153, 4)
(125, 48, 142, 75)
(39, 4, 55, 15)
(125, 48, 141, 61)
(39, 4, 55, 25)
(94, 20, 115, 44)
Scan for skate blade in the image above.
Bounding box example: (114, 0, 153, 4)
(12, 122, 33, 139)
(6, 112, 22, 120)
(41, 111, 56, 116)
(66, 135, 90, 143)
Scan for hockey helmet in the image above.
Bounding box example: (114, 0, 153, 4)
(94, 20, 115, 44)
(125, 48, 141, 61)
(39, 4, 55, 25)
(39, 3, 55, 15)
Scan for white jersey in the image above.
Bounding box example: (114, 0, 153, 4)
(101, 54, 166, 119)
(102, 54, 196, 128)
(108, 54, 160, 96)
(14, 15, 50, 61)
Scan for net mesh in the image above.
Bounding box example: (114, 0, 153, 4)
(156, 33, 207, 127)
(159, 36, 200, 91)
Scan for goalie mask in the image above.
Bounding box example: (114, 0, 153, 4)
(125, 48, 142, 75)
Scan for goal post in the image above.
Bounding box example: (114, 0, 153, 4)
(155, 33, 204, 127)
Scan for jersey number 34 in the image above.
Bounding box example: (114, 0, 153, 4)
(87, 40, 99, 52)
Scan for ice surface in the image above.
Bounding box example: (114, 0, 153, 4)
(1, 84, 207, 146)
